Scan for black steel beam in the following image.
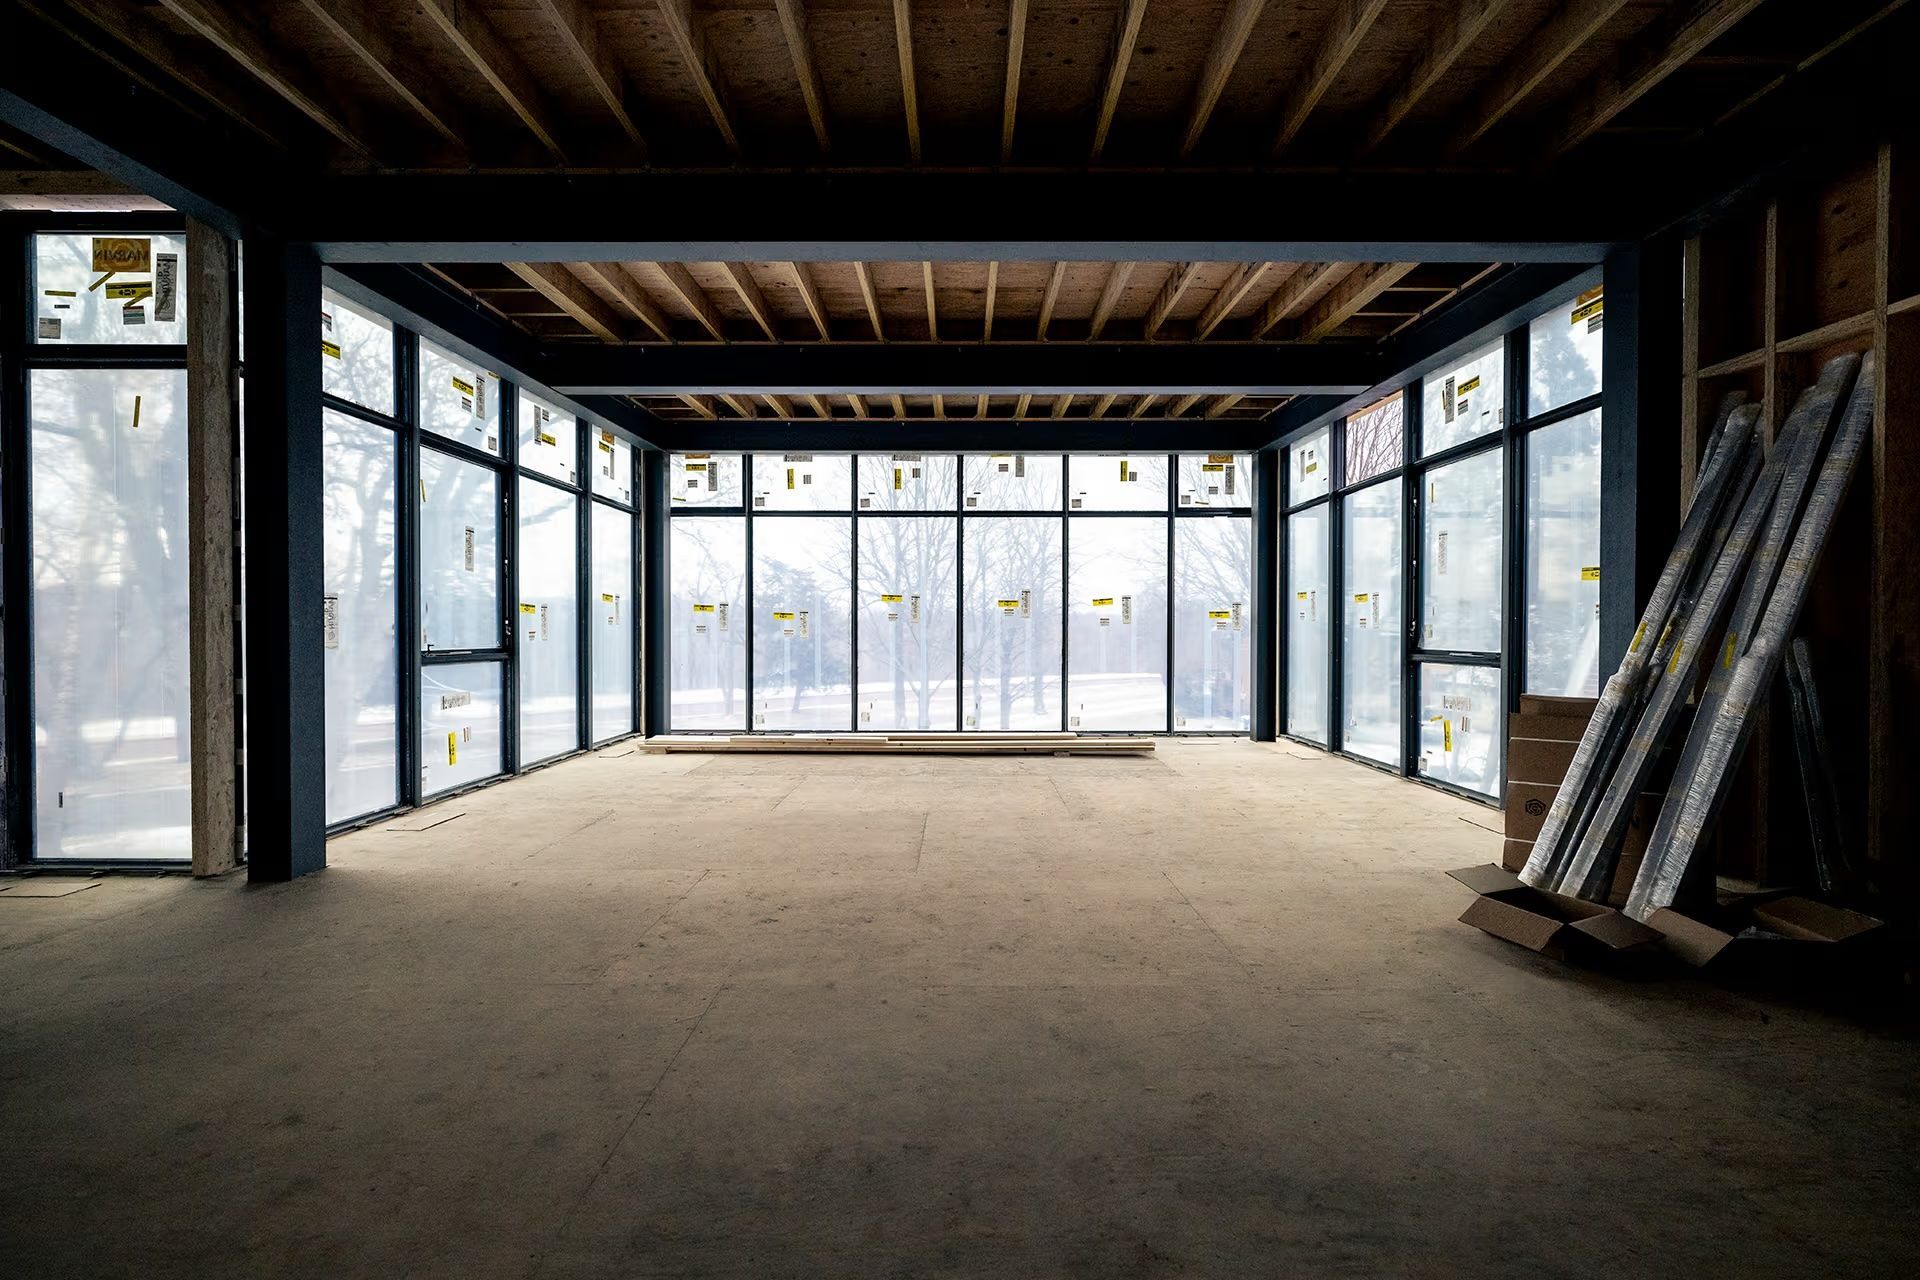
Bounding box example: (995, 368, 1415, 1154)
(242, 238, 327, 881)
(541, 343, 1383, 400)
(644, 418, 1279, 454)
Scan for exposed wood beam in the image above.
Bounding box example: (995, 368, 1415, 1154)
(922, 262, 939, 341)
(1087, 261, 1136, 339)
(1206, 394, 1245, 418)
(295, 0, 471, 151)
(933, 394, 947, 418)
(719, 263, 780, 341)
(506, 261, 627, 343)
(1036, 262, 1067, 339)
(1270, 0, 1390, 154)
(1090, 0, 1151, 159)
(786, 262, 830, 339)
(805, 394, 834, 418)
(1168, 393, 1204, 417)
(976, 394, 989, 418)
(1251, 262, 1338, 338)
(533, 0, 649, 152)
(719, 394, 756, 418)
(655, 0, 743, 154)
(1361, 0, 1514, 152)
(1052, 394, 1075, 418)
(1178, 0, 1267, 160)
(891, 394, 907, 417)
(1387, 262, 1500, 337)
(1001, 0, 1030, 162)
(417, 0, 570, 162)
(1447, 0, 1632, 154)
(1546, 0, 1768, 157)
(762, 393, 796, 417)
(983, 261, 999, 341)
(153, 0, 380, 161)
(1014, 393, 1033, 417)
(1129, 394, 1161, 418)
(849, 394, 870, 417)
(1294, 261, 1418, 341)
(678, 394, 717, 419)
(656, 262, 728, 341)
(1193, 262, 1277, 339)
(574, 262, 675, 341)
(853, 262, 886, 341)
(1143, 262, 1201, 340)
(893, 0, 923, 162)
(1090, 394, 1119, 418)
(0, 170, 168, 212)
(772, 0, 833, 154)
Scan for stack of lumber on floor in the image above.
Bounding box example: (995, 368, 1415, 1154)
(639, 733, 1153, 756)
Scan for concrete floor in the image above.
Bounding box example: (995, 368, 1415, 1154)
(1, 738, 1914, 1277)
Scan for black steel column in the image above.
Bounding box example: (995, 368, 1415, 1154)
(241, 237, 326, 881)
(641, 450, 669, 736)
(1251, 448, 1279, 740)
(0, 223, 29, 867)
(575, 416, 592, 749)
(1599, 235, 1681, 670)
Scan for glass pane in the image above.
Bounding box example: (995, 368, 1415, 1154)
(752, 453, 851, 511)
(1529, 286, 1605, 415)
(30, 368, 192, 860)
(1068, 453, 1168, 511)
(419, 447, 499, 651)
(1177, 453, 1250, 509)
(34, 232, 187, 345)
(962, 517, 1062, 730)
(590, 503, 635, 742)
(420, 662, 504, 797)
(1420, 446, 1503, 653)
(419, 338, 501, 456)
(1526, 408, 1602, 695)
(858, 453, 957, 511)
(673, 453, 740, 507)
(1067, 518, 1167, 731)
(320, 288, 394, 415)
(1289, 426, 1331, 504)
(520, 390, 577, 486)
(670, 517, 746, 730)
(1423, 338, 1504, 455)
(322, 409, 399, 825)
(1174, 517, 1252, 731)
(1345, 392, 1404, 486)
(964, 453, 1063, 510)
(1286, 506, 1330, 743)
(857, 516, 957, 730)
(1417, 663, 1502, 796)
(752, 516, 853, 729)
(1342, 479, 1403, 766)
(517, 478, 579, 765)
(592, 427, 632, 505)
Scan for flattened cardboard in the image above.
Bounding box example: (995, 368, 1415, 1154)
(1517, 695, 1598, 721)
(1749, 897, 1884, 943)
(1446, 865, 1662, 958)
(1648, 897, 1886, 971)
(1507, 736, 1580, 784)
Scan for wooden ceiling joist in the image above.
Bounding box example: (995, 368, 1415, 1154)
(1014, 393, 1033, 418)
(1271, 0, 1391, 154)
(1206, 394, 1245, 418)
(786, 262, 830, 340)
(720, 263, 780, 341)
(805, 394, 834, 418)
(678, 394, 718, 419)
(295, 0, 470, 152)
(1194, 262, 1277, 340)
(891, 394, 907, 417)
(1090, 0, 1151, 159)
(1295, 262, 1419, 341)
(1129, 394, 1161, 419)
(922, 262, 939, 341)
(1168, 393, 1204, 417)
(762, 393, 796, 417)
(1087, 261, 1135, 340)
(772, 0, 832, 154)
(1090, 394, 1119, 418)
(983, 261, 999, 341)
(533, 0, 648, 153)
(893, 0, 923, 163)
(1178, 0, 1268, 159)
(849, 394, 870, 418)
(1052, 394, 1075, 418)
(1143, 263, 1201, 340)
(852, 262, 886, 341)
(1447, 0, 1632, 154)
(719, 394, 756, 418)
(1001, 0, 1030, 163)
(1251, 262, 1340, 338)
(656, 263, 728, 341)
(574, 262, 674, 340)
(416, 0, 570, 162)
(1036, 262, 1067, 340)
(655, 0, 742, 154)
(506, 262, 626, 342)
(1362, 0, 1514, 152)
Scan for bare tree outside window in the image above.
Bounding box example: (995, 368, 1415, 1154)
(1345, 393, 1404, 485)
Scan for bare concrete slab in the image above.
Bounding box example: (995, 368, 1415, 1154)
(1, 739, 1913, 1277)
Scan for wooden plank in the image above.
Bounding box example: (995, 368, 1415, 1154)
(893, 0, 923, 162)
(922, 261, 939, 341)
(1270, 0, 1391, 155)
(1036, 261, 1067, 338)
(719, 262, 780, 341)
(1293, 262, 1418, 341)
(1178, 0, 1268, 160)
(1361, 0, 1515, 152)
(1002, 0, 1030, 163)
(656, 262, 729, 341)
(416, 0, 570, 162)
(1251, 262, 1334, 338)
(983, 261, 999, 341)
(1446, 0, 1631, 154)
(772, 0, 832, 154)
(718, 394, 756, 418)
(0, 170, 168, 212)
(295, 0, 472, 151)
(1087, 261, 1135, 339)
(1206, 393, 1245, 417)
(1193, 262, 1276, 339)
(1090, 0, 1151, 159)
(853, 261, 887, 340)
(678, 393, 718, 418)
(506, 262, 626, 342)
(1090, 393, 1119, 418)
(1014, 393, 1033, 417)
(848, 393, 870, 417)
(762, 393, 796, 417)
(532, 0, 649, 152)
(575, 262, 674, 340)
(655, 0, 743, 154)
(1168, 393, 1204, 417)
(1143, 262, 1201, 339)
(1052, 393, 1076, 418)
(787, 262, 830, 339)
(1129, 393, 1161, 418)
(805, 394, 835, 418)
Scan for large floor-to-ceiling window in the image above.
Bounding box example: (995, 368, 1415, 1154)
(666, 452, 1251, 734)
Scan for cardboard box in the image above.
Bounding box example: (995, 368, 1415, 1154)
(1501, 837, 1531, 873)
(1447, 865, 1662, 961)
(1504, 783, 1661, 847)
(1506, 711, 1596, 744)
(1507, 736, 1580, 785)
(1517, 695, 1598, 721)
(1649, 897, 1885, 974)
(1499, 838, 1645, 907)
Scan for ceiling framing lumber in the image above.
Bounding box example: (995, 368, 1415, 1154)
(922, 261, 939, 341)
(1087, 261, 1135, 340)
(983, 261, 999, 341)
(1294, 261, 1418, 340)
(1036, 262, 1067, 339)
(1206, 394, 1244, 418)
(1361, 0, 1513, 152)
(1089, 0, 1151, 158)
(1178, 0, 1268, 160)
(678, 393, 718, 418)
(1447, 0, 1631, 154)
(654, 0, 742, 155)
(506, 261, 626, 342)
(772, 0, 832, 154)
(152, 0, 379, 162)
(891, 394, 907, 416)
(295, 0, 471, 152)
(1270, 0, 1390, 154)
(656, 262, 728, 341)
(1014, 393, 1033, 417)
(719, 262, 780, 340)
(415, 0, 570, 162)
(1129, 394, 1160, 418)
(893, 0, 923, 163)
(1052, 394, 1075, 418)
(786, 261, 830, 339)
(719, 393, 756, 418)
(1001, 0, 1029, 163)
(1251, 261, 1338, 337)
(762, 393, 796, 417)
(975, 394, 989, 417)
(1090, 393, 1119, 418)
(1143, 262, 1200, 339)
(574, 261, 674, 340)
(1546, 0, 1769, 157)
(532, 0, 649, 153)
(1193, 262, 1276, 340)
(805, 393, 834, 418)
(1168, 393, 1204, 417)
(852, 261, 886, 340)
(849, 393, 870, 417)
